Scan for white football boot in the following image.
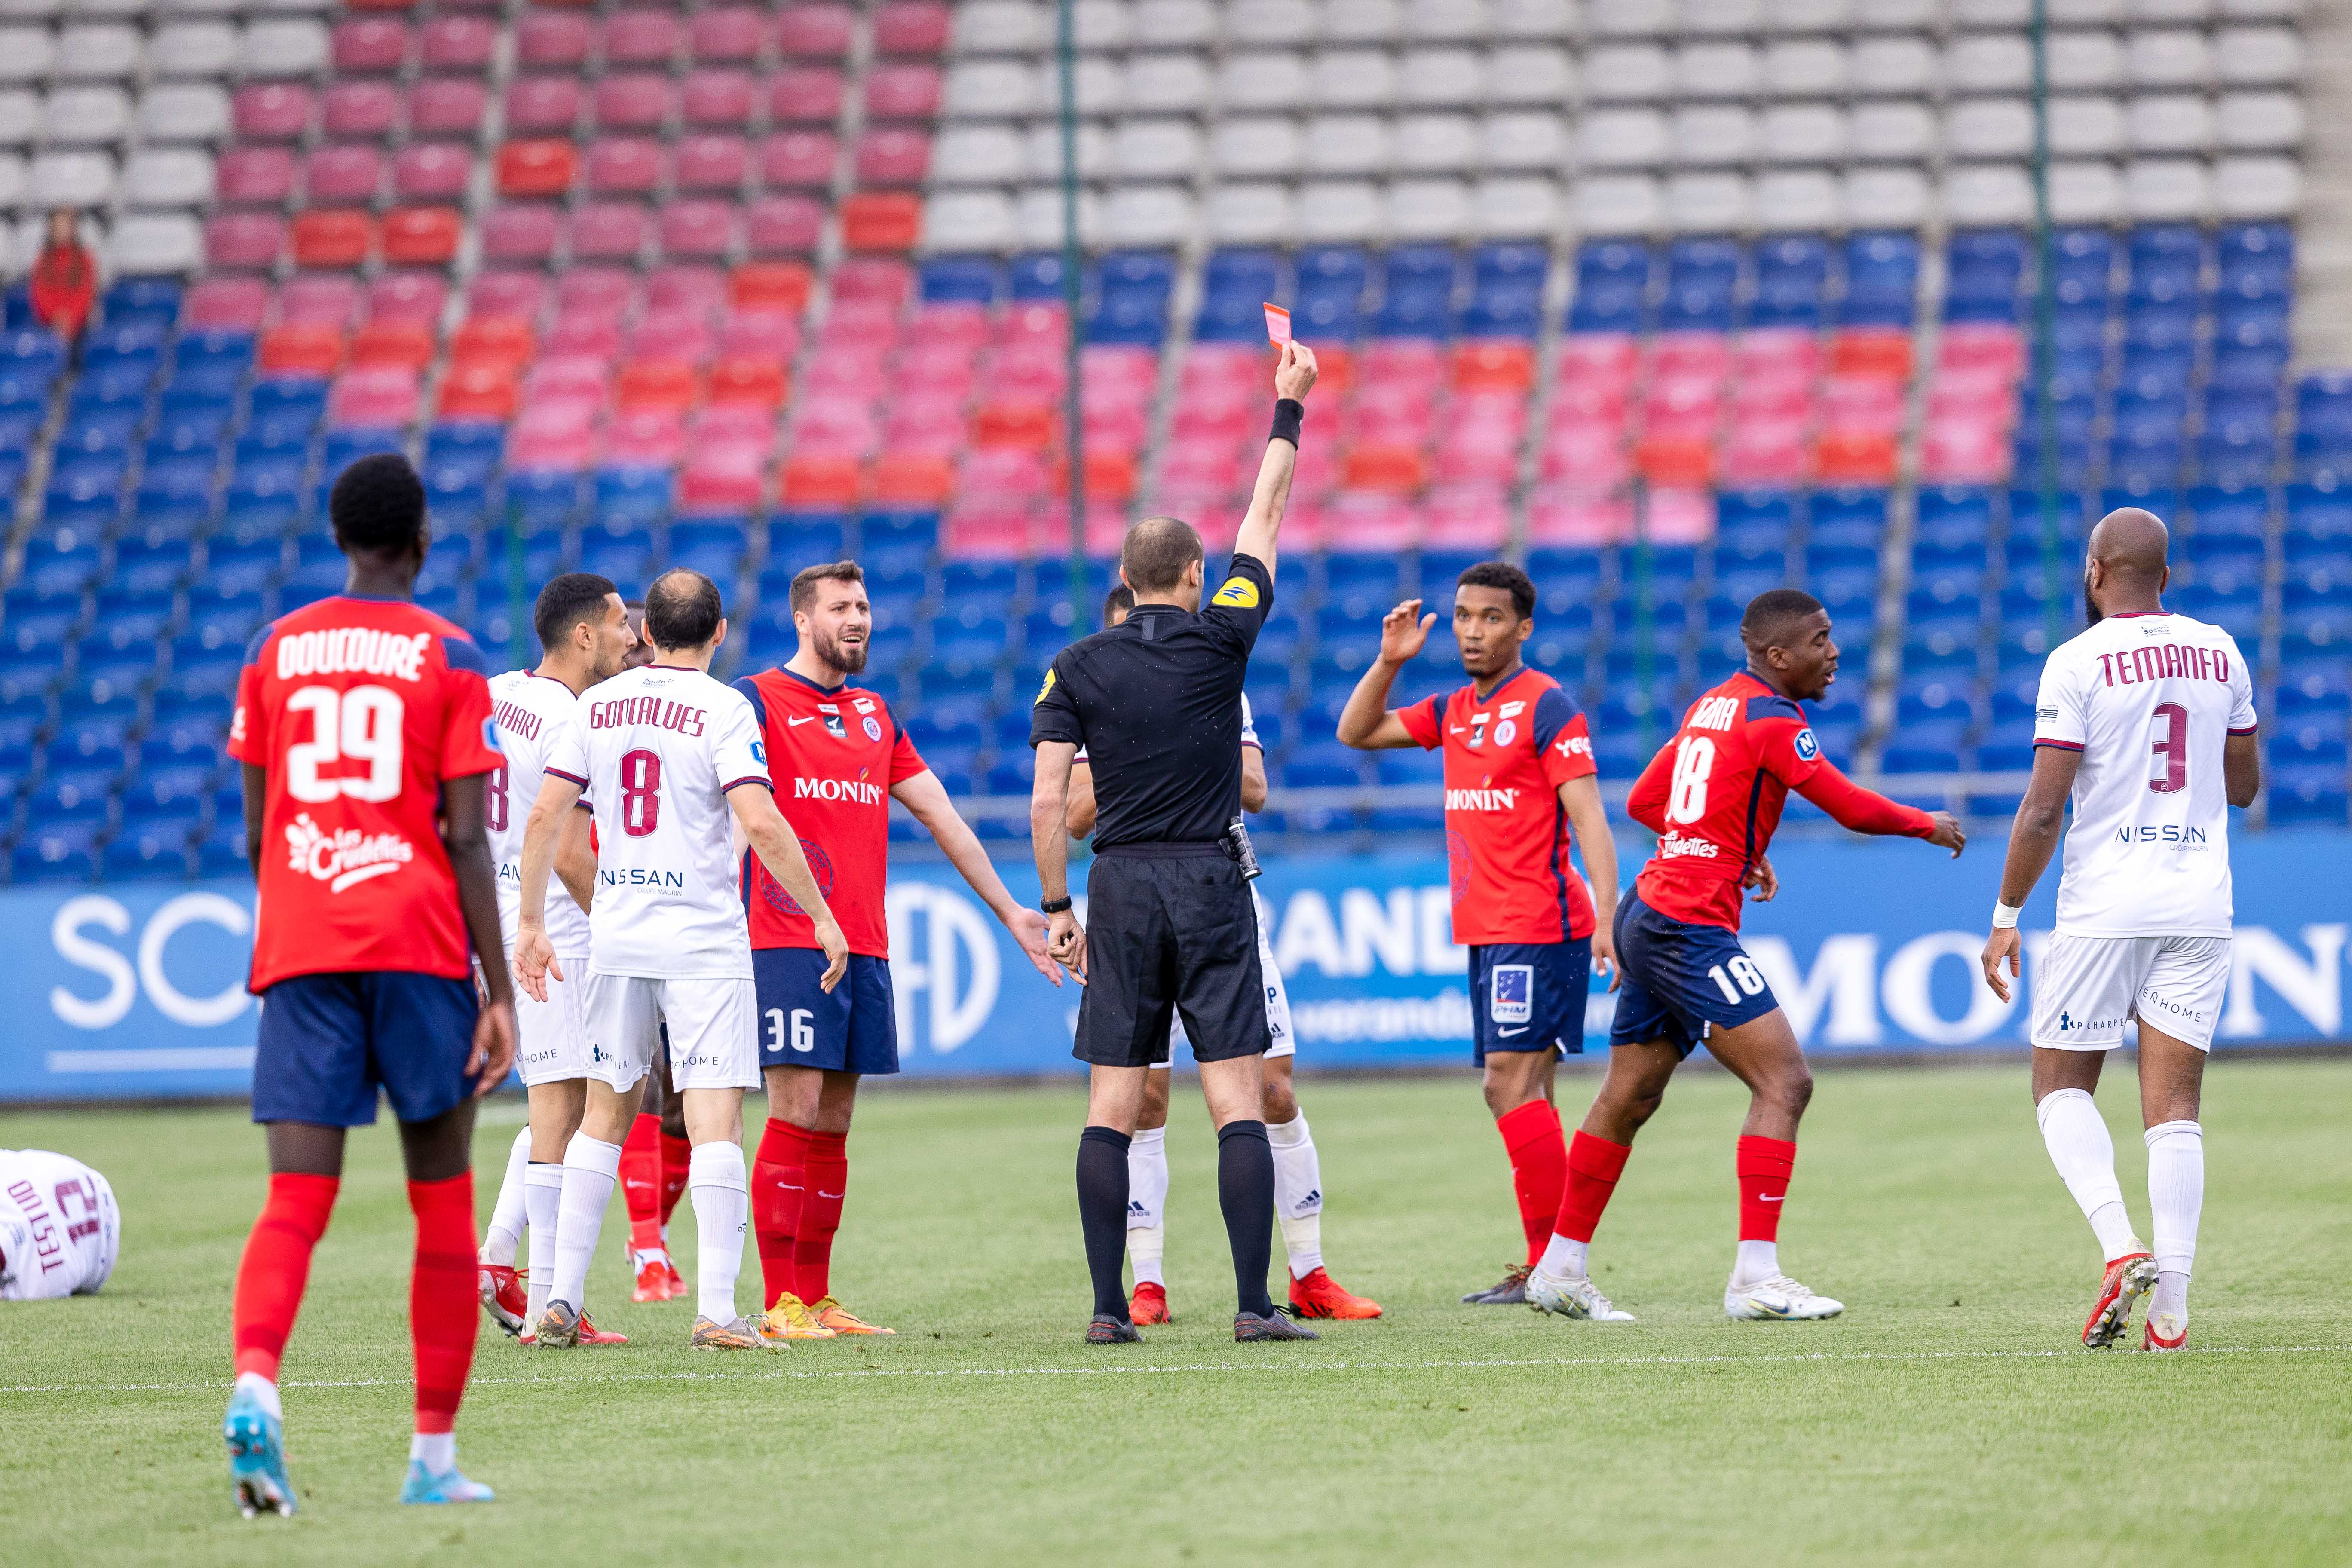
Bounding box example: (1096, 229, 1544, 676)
(1724, 1274, 1845, 1320)
(1525, 1266, 1637, 1322)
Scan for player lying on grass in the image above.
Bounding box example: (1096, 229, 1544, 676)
(476, 573, 638, 1347)
(1526, 588, 1966, 1325)
(222, 454, 516, 1513)
(1980, 507, 2260, 1353)
(1336, 562, 1617, 1308)
(1070, 582, 1380, 1326)
(0, 1147, 118, 1300)
(514, 568, 850, 1353)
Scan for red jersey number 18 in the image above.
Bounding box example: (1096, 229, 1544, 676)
(1667, 735, 1715, 825)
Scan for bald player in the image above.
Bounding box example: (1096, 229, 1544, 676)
(1981, 508, 2260, 1354)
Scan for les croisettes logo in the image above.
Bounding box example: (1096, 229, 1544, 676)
(1212, 576, 1260, 609)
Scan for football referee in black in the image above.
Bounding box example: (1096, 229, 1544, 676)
(1031, 340, 1321, 1344)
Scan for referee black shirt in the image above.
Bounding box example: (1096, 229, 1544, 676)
(1029, 551, 1274, 848)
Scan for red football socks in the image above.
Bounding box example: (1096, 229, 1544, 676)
(230, 1172, 339, 1383)
(1496, 1100, 1568, 1266)
(794, 1130, 848, 1303)
(619, 1113, 663, 1253)
(1736, 1136, 1797, 1243)
(407, 1173, 478, 1436)
(750, 1118, 812, 1309)
(1553, 1130, 1632, 1244)
(658, 1132, 692, 1229)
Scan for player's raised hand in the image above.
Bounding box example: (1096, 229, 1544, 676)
(1981, 925, 2022, 1002)
(1926, 810, 1967, 857)
(814, 913, 850, 993)
(1743, 854, 1779, 903)
(469, 997, 517, 1097)
(513, 928, 559, 1004)
(1047, 908, 1087, 983)
(1274, 340, 1317, 402)
(1005, 906, 1063, 987)
(1379, 599, 1436, 665)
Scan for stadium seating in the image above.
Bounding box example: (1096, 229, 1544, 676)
(0, 0, 2337, 878)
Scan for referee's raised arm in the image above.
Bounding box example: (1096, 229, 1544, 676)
(1231, 342, 1319, 583)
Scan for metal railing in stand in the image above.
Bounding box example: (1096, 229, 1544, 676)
(1055, 0, 1088, 636)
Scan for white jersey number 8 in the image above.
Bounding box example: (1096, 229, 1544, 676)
(284, 685, 406, 804)
(1666, 735, 1715, 825)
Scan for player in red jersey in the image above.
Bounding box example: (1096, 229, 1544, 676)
(735, 560, 1060, 1340)
(1338, 561, 1620, 1307)
(1524, 588, 1967, 1325)
(220, 455, 516, 1514)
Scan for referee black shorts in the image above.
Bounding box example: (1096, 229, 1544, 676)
(1075, 845, 1270, 1069)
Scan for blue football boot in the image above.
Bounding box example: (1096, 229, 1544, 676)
(223, 1385, 297, 1518)
(400, 1458, 496, 1505)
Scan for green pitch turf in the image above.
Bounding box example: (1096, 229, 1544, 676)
(3, 1059, 2349, 1567)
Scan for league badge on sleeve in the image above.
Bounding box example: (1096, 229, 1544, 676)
(1793, 727, 1820, 762)
(482, 717, 502, 751)
(1491, 965, 1533, 1024)
(1212, 576, 1260, 608)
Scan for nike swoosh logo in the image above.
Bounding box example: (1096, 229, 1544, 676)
(788, 716, 817, 726)
(818, 1190, 844, 1200)
(1759, 1194, 1784, 1202)
(1498, 1026, 1529, 1037)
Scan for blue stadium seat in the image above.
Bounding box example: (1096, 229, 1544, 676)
(919, 254, 1003, 305)
(12, 821, 100, 883)
(671, 521, 747, 582)
(101, 825, 194, 880)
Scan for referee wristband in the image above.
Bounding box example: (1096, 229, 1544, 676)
(1991, 901, 2022, 929)
(1269, 398, 1304, 447)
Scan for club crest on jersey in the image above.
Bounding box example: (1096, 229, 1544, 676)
(863, 715, 882, 741)
(1212, 576, 1260, 608)
(1792, 726, 1820, 762)
(1490, 965, 1534, 1024)
(1494, 719, 1518, 747)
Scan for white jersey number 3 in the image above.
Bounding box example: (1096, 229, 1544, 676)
(284, 685, 406, 804)
(1666, 735, 1715, 825)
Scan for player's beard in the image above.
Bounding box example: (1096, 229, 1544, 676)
(815, 626, 868, 675)
(2082, 574, 2102, 627)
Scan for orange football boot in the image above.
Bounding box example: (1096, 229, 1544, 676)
(2083, 1252, 2156, 1349)
(812, 1296, 895, 1335)
(632, 1251, 683, 1304)
(478, 1263, 527, 1336)
(1287, 1267, 1382, 1320)
(576, 1310, 630, 1346)
(1130, 1282, 1171, 1325)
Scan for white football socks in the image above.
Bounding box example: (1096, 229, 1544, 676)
(1733, 1240, 1779, 1288)
(521, 1162, 564, 1327)
(2036, 1088, 2141, 1262)
(548, 1133, 621, 1312)
(233, 1369, 281, 1420)
(1126, 1126, 1169, 1288)
(410, 1431, 456, 1473)
(481, 1127, 531, 1268)
(1537, 1235, 1589, 1279)
(1267, 1112, 1325, 1279)
(2145, 1120, 2203, 1322)
(688, 1140, 749, 1324)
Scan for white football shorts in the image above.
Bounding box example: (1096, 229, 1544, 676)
(2030, 934, 2232, 1053)
(582, 972, 760, 1092)
(514, 956, 591, 1088)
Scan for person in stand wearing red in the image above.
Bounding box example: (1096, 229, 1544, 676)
(221, 454, 517, 1514)
(28, 209, 95, 342)
(735, 561, 1060, 1341)
(1525, 588, 1967, 1326)
(1338, 562, 1620, 1307)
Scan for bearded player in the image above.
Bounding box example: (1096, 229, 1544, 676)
(1338, 562, 1618, 1308)
(736, 560, 1060, 1341)
(1980, 508, 2259, 1353)
(1526, 588, 1965, 1324)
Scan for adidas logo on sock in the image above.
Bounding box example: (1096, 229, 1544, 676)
(1127, 1200, 1148, 1215)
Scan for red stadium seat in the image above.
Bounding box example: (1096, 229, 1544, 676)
(516, 10, 591, 69)
(187, 277, 271, 331)
(438, 361, 518, 421)
(673, 134, 749, 193)
(344, 0, 420, 12)
(408, 78, 489, 138)
(972, 401, 1055, 450)
(380, 207, 461, 266)
(660, 200, 737, 261)
(707, 356, 787, 408)
(832, 257, 912, 309)
(497, 138, 578, 198)
(1736, 327, 1819, 382)
(594, 73, 673, 132)
(570, 203, 649, 263)
(681, 69, 756, 129)
(420, 15, 496, 72)
(601, 9, 680, 67)
(233, 84, 314, 141)
(452, 315, 535, 371)
(872, 2, 950, 56)
(782, 453, 862, 505)
(767, 67, 845, 126)
(691, 6, 763, 63)
(1556, 332, 1641, 392)
(1525, 484, 1633, 545)
(279, 273, 362, 327)
(1730, 371, 1810, 423)
(606, 407, 686, 464)
(392, 143, 472, 203)
(1820, 373, 1906, 435)
(679, 445, 768, 510)
(333, 18, 410, 73)
(746, 196, 824, 257)
(323, 81, 399, 139)
(524, 357, 609, 411)
(1423, 484, 1510, 548)
(1920, 419, 2011, 484)
(959, 447, 1047, 501)
(721, 312, 802, 364)
(1652, 332, 1731, 384)
(350, 321, 434, 371)
(867, 452, 956, 505)
(1829, 330, 1913, 382)
(1341, 445, 1426, 493)
(776, 3, 855, 59)
(468, 270, 546, 323)
(943, 499, 1036, 558)
(731, 261, 813, 315)
(645, 264, 726, 317)
(1065, 449, 1137, 502)
(1547, 377, 1628, 429)
(1539, 422, 1630, 488)
(303, 145, 383, 207)
(1453, 341, 1535, 392)
(791, 391, 879, 453)
(855, 128, 931, 187)
(1813, 429, 1899, 484)
(863, 63, 942, 121)
(758, 131, 837, 190)
(368, 271, 447, 327)
(291, 211, 376, 270)
(1323, 491, 1420, 550)
(627, 309, 715, 365)
(1643, 374, 1720, 441)
(617, 359, 698, 413)
(587, 137, 663, 196)
(882, 393, 964, 453)
(217, 147, 295, 207)
(1718, 420, 1810, 486)
(260, 323, 346, 376)
(1634, 433, 1715, 486)
(505, 76, 582, 135)
(481, 204, 560, 265)
(1939, 323, 2026, 377)
(558, 267, 639, 320)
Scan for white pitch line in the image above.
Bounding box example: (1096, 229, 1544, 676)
(3, 1341, 2346, 1399)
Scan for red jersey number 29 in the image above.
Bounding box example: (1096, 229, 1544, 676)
(1666, 735, 1715, 825)
(284, 686, 406, 804)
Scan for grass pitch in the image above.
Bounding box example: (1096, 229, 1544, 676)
(3, 1059, 2349, 1567)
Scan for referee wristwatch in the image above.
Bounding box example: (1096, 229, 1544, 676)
(1039, 895, 1073, 914)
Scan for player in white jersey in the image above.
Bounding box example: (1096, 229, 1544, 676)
(1066, 585, 1381, 1325)
(473, 574, 637, 1344)
(0, 1148, 118, 1300)
(515, 568, 850, 1351)
(1981, 508, 2261, 1353)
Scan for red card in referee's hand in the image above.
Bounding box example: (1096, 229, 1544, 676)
(1263, 303, 1291, 345)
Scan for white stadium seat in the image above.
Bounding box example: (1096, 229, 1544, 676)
(1673, 105, 1756, 165)
(1222, 51, 1305, 113)
(1841, 165, 1929, 228)
(1387, 175, 1474, 240)
(1850, 37, 1936, 97)
(1686, 0, 1765, 34)
(1946, 34, 2033, 95)
(57, 23, 141, 80)
(1488, 0, 1575, 37)
(2125, 29, 2211, 88)
(1121, 54, 1210, 115)
(1323, 0, 1403, 43)
(114, 214, 201, 273)
(943, 61, 1042, 119)
(246, 0, 335, 15)
(240, 18, 328, 78)
(1302, 113, 1389, 176)
(159, 0, 240, 14)
(149, 21, 241, 79)
(1581, 44, 1670, 103)
(2050, 95, 2127, 156)
(29, 149, 114, 207)
(1071, 0, 1128, 49)
(1206, 180, 1294, 244)
(922, 189, 1018, 251)
(953, 1, 1049, 55)
(1482, 110, 1567, 170)
(43, 85, 129, 144)
(1766, 0, 1855, 28)
(1677, 43, 1759, 100)
(0, 89, 36, 147)
(1111, 119, 1201, 181)
(1666, 172, 1749, 233)
(2128, 93, 2214, 153)
(1754, 169, 1841, 231)
(120, 147, 214, 208)
(1211, 116, 1303, 178)
(138, 83, 232, 144)
(2217, 0, 2297, 15)
(1394, 113, 1478, 172)
(1404, 0, 1485, 40)
(1946, 98, 2033, 161)
(1472, 173, 1558, 236)
(931, 125, 1026, 185)
(1296, 179, 1381, 241)
(0, 150, 19, 205)
(1948, 0, 2029, 22)
(1308, 49, 1398, 110)
(1763, 40, 1848, 99)
(1400, 48, 1484, 107)
(1849, 101, 1936, 161)
(1579, 108, 1667, 169)
(0, 25, 49, 83)
(2213, 154, 2299, 216)
(1942, 163, 2033, 226)
(1228, 0, 1317, 46)
(0, 0, 59, 18)
(2052, 0, 2126, 18)
(1102, 184, 1194, 248)
(1574, 173, 1662, 234)
(1588, 0, 1671, 37)
(1485, 45, 1573, 107)
(1015, 183, 1098, 248)
(1130, 0, 1216, 49)
(1857, 0, 1939, 24)
(2049, 159, 2125, 223)
(1022, 119, 1107, 180)
(2123, 156, 2211, 219)
(2049, 30, 2124, 90)
(2217, 91, 2302, 150)
(1069, 55, 1121, 112)
(2215, 28, 2298, 86)
(2129, 0, 2211, 17)
(1758, 104, 1847, 164)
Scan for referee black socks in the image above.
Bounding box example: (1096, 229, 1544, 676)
(1076, 1125, 1133, 1321)
(1216, 1120, 1278, 1320)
